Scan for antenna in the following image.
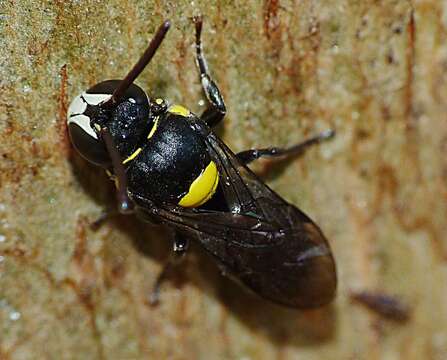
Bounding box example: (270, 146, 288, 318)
(105, 20, 171, 106)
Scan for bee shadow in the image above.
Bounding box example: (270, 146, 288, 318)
(180, 242, 337, 348)
(70, 151, 337, 348)
(69, 151, 170, 267)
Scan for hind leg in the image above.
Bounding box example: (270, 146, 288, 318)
(236, 129, 335, 165)
(148, 232, 189, 306)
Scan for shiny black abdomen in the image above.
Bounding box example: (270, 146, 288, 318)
(127, 113, 211, 205)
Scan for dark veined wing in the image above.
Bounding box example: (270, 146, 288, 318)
(134, 120, 337, 308)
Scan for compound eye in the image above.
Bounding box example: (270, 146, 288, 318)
(67, 94, 110, 167)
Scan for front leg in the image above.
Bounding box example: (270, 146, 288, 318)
(193, 16, 226, 128)
(100, 127, 134, 213)
(88, 128, 135, 230)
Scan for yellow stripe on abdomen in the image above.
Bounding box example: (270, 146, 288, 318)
(178, 161, 219, 208)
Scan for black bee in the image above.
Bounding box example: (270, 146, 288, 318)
(67, 18, 336, 308)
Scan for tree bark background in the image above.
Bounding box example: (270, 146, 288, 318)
(1, 0, 446, 359)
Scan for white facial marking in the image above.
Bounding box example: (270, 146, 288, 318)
(67, 92, 112, 140)
(69, 114, 98, 139)
(67, 94, 87, 121)
(82, 92, 112, 105)
(67, 93, 100, 140)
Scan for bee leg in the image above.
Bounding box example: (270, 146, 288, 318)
(90, 209, 120, 230)
(236, 129, 335, 165)
(149, 232, 189, 306)
(100, 127, 134, 214)
(193, 15, 226, 128)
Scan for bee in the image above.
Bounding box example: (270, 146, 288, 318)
(67, 17, 336, 308)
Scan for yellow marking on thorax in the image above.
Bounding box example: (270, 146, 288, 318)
(122, 116, 160, 165)
(178, 161, 219, 208)
(122, 147, 142, 164)
(147, 116, 160, 139)
(155, 98, 164, 105)
(168, 104, 190, 117)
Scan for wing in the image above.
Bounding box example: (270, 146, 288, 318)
(133, 119, 337, 308)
